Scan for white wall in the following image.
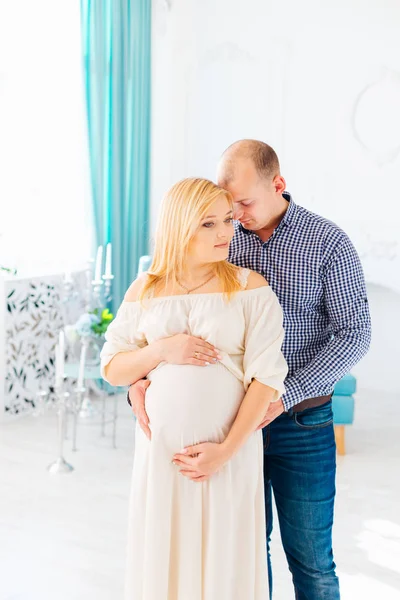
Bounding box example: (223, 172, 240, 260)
(352, 284, 400, 394)
(151, 0, 400, 393)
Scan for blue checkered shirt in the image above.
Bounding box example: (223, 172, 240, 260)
(228, 193, 371, 411)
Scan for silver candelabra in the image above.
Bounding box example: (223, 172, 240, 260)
(46, 247, 114, 473)
(47, 380, 74, 474)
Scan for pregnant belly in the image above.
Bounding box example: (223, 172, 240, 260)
(145, 362, 245, 445)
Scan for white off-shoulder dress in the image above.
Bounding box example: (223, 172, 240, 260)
(101, 268, 287, 600)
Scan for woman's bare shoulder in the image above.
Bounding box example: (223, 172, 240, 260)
(245, 270, 269, 290)
(124, 273, 149, 302)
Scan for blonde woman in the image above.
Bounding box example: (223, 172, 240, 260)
(101, 178, 288, 600)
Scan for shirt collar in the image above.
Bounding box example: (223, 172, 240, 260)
(281, 192, 296, 227)
(237, 191, 296, 235)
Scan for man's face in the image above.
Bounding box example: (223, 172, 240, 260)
(217, 159, 280, 232)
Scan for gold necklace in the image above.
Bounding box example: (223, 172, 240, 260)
(176, 272, 216, 294)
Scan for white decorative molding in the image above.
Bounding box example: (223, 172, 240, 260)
(346, 221, 400, 294)
(194, 41, 256, 70)
(352, 68, 400, 166)
(359, 237, 398, 262)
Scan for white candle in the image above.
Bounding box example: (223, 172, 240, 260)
(104, 243, 112, 277)
(54, 343, 60, 386)
(94, 245, 103, 282)
(58, 330, 65, 379)
(55, 343, 63, 389)
(77, 342, 87, 389)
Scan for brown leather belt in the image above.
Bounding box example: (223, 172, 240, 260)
(291, 394, 332, 413)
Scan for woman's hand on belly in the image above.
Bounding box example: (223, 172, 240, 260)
(172, 442, 230, 482)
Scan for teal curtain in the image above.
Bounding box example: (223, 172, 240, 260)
(80, 0, 151, 311)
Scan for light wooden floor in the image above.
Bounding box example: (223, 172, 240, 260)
(1, 389, 399, 599)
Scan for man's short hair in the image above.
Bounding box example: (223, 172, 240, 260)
(219, 140, 280, 184)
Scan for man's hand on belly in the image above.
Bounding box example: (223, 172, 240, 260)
(172, 442, 230, 482)
(129, 379, 151, 440)
(256, 398, 284, 430)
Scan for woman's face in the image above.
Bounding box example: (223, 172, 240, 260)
(188, 195, 234, 264)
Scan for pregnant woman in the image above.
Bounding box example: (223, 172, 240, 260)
(101, 178, 288, 600)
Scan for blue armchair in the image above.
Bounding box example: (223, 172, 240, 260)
(332, 374, 356, 455)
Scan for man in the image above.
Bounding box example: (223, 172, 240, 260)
(128, 140, 371, 599)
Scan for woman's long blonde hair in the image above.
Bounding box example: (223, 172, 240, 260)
(139, 178, 243, 301)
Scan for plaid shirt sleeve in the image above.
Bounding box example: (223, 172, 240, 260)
(282, 232, 371, 411)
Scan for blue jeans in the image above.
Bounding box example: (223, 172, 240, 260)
(263, 400, 340, 599)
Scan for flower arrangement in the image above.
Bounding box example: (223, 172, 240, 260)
(74, 308, 114, 339)
(63, 308, 114, 367)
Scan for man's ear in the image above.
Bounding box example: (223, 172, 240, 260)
(273, 175, 286, 194)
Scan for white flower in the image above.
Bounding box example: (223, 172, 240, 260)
(64, 325, 79, 344)
(75, 313, 100, 337)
